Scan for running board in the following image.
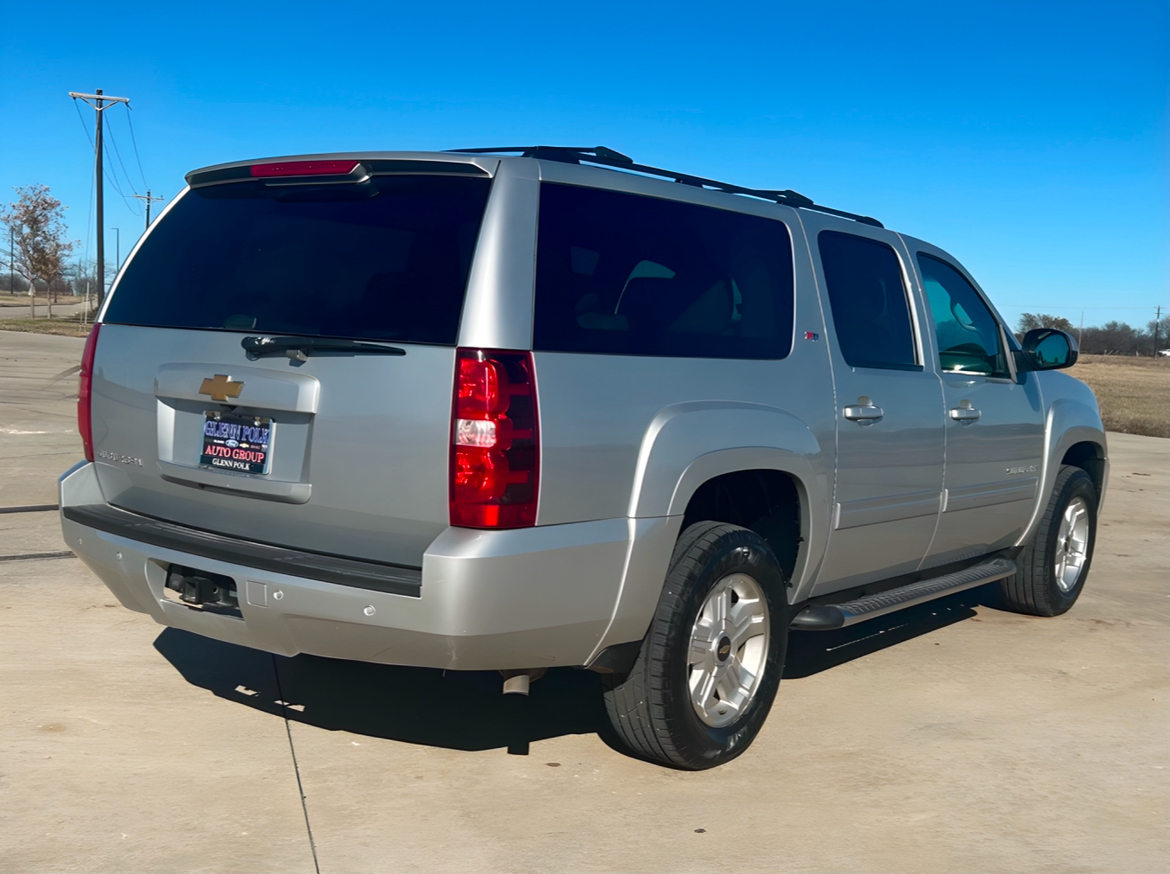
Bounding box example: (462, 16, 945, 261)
(790, 557, 1016, 631)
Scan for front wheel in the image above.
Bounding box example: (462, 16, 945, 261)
(1001, 465, 1098, 616)
(603, 522, 788, 770)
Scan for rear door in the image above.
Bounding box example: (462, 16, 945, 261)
(800, 215, 945, 593)
(92, 162, 494, 566)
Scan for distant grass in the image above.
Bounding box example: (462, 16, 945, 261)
(0, 294, 86, 307)
(0, 316, 94, 337)
(1068, 355, 1170, 438)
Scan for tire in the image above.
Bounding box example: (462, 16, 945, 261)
(603, 521, 788, 770)
(1000, 465, 1097, 616)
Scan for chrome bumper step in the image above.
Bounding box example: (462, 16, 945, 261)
(790, 557, 1016, 631)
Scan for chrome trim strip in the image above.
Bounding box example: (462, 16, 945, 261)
(834, 489, 941, 530)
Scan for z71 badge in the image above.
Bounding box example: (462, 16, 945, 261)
(1006, 465, 1038, 475)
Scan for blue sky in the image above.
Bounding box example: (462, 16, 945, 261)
(1, 0, 1166, 331)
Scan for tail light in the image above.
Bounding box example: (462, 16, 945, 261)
(450, 349, 539, 528)
(78, 323, 102, 462)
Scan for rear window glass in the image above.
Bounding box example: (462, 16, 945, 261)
(104, 175, 492, 344)
(534, 184, 794, 359)
(818, 231, 918, 370)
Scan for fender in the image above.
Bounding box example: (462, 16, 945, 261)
(586, 401, 830, 665)
(629, 400, 830, 594)
(1020, 382, 1108, 546)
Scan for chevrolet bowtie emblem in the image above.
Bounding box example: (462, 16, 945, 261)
(199, 374, 244, 402)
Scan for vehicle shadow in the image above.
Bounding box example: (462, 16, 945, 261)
(783, 585, 995, 679)
(153, 628, 607, 754)
(153, 585, 998, 754)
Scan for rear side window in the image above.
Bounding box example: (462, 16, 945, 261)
(818, 231, 918, 370)
(104, 175, 492, 344)
(917, 253, 1010, 377)
(534, 184, 794, 359)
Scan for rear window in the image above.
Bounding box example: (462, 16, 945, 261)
(533, 183, 794, 359)
(104, 175, 492, 344)
(817, 231, 918, 371)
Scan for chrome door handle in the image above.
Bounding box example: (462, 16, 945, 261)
(844, 398, 884, 425)
(949, 402, 981, 423)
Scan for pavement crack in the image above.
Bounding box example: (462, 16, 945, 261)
(272, 654, 321, 874)
(0, 551, 76, 562)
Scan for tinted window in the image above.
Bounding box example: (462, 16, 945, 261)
(104, 176, 492, 344)
(533, 184, 794, 359)
(917, 253, 1009, 377)
(818, 231, 917, 370)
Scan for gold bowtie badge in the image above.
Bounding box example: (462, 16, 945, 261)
(199, 374, 245, 402)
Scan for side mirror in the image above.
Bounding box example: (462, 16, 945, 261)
(1019, 328, 1078, 371)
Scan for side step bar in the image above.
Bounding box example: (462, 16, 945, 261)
(790, 557, 1016, 631)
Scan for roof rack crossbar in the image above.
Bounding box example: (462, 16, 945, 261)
(446, 146, 883, 227)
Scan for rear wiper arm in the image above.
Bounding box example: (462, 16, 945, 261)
(242, 335, 406, 361)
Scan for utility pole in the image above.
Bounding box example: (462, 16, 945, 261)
(68, 88, 130, 304)
(8, 227, 12, 295)
(1155, 305, 1162, 358)
(131, 190, 163, 230)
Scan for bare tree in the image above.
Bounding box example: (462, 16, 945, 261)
(1017, 313, 1076, 335)
(1081, 320, 1145, 356)
(1147, 315, 1170, 356)
(0, 185, 75, 319)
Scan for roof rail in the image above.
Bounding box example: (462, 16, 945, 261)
(447, 146, 883, 228)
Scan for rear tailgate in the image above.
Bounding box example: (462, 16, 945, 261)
(91, 162, 494, 567)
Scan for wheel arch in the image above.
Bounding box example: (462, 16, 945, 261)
(1020, 396, 1109, 545)
(588, 403, 831, 670)
(628, 401, 830, 594)
(1060, 439, 1107, 500)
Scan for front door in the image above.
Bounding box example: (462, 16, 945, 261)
(908, 244, 1045, 568)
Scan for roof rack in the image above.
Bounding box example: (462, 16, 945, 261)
(447, 146, 883, 228)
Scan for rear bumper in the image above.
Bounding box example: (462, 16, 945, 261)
(60, 461, 672, 671)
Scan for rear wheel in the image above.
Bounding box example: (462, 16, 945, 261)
(1000, 465, 1097, 616)
(603, 522, 787, 770)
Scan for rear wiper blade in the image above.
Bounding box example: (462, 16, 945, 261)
(242, 335, 406, 360)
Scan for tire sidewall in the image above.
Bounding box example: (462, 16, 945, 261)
(661, 527, 788, 767)
(1039, 469, 1097, 614)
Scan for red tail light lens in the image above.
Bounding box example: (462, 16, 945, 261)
(250, 160, 359, 178)
(457, 356, 509, 417)
(450, 349, 539, 528)
(78, 323, 101, 462)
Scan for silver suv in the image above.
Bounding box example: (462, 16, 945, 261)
(61, 146, 1106, 769)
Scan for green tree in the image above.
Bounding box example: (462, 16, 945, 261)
(0, 185, 75, 318)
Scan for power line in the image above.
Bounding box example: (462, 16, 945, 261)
(104, 117, 141, 199)
(1004, 304, 1161, 310)
(100, 126, 143, 216)
(69, 89, 131, 304)
(130, 191, 164, 230)
(125, 109, 149, 191)
(73, 98, 138, 213)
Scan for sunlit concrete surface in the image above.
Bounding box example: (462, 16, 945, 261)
(1, 330, 1166, 873)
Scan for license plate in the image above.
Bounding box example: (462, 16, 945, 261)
(200, 411, 274, 475)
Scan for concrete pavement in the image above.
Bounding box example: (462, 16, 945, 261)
(1, 329, 1166, 873)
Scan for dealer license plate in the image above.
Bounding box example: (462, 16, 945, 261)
(200, 411, 274, 475)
